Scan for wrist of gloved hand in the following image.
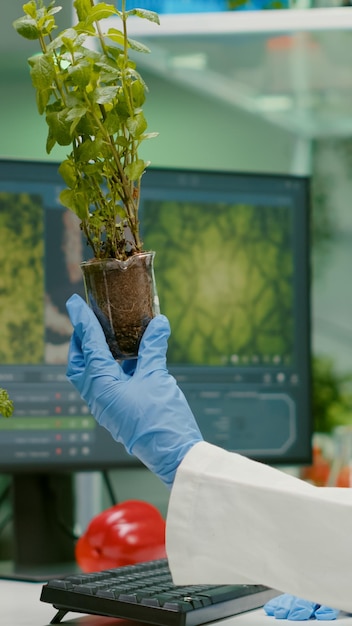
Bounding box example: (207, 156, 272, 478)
(66, 294, 203, 488)
(264, 594, 339, 621)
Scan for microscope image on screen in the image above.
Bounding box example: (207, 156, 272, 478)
(0, 192, 86, 366)
(140, 190, 302, 461)
(143, 199, 294, 368)
(0, 191, 45, 365)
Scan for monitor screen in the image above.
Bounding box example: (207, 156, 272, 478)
(141, 169, 312, 466)
(0, 159, 311, 577)
(0, 159, 312, 472)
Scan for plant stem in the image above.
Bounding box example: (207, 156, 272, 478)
(85, 0, 142, 251)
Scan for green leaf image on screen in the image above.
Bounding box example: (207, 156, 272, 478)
(0, 192, 44, 363)
(143, 200, 294, 366)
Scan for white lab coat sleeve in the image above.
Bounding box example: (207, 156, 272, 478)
(165, 441, 352, 613)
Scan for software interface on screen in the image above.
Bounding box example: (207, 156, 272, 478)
(0, 160, 312, 472)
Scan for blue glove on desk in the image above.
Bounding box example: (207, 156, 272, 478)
(264, 594, 339, 621)
(66, 294, 203, 488)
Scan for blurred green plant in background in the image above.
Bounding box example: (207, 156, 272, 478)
(312, 355, 352, 434)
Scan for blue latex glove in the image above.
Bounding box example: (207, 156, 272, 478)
(264, 594, 339, 621)
(66, 293, 203, 488)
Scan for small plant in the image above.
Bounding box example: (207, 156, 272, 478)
(0, 388, 14, 418)
(13, 0, 159, 261)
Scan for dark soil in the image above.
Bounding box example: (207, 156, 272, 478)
(81, 253, 156, 360)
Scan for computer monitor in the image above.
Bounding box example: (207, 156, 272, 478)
(140, 169, 312, 465)
(0, 159, 312, 576)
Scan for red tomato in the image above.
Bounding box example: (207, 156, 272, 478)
(75, 500, 166, 572)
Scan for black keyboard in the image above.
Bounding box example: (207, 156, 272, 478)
(40, 558, 278, 625)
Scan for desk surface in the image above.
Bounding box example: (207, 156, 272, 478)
(2, 580, 352, 626)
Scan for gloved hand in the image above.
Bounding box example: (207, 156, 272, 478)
(264, 594, 339, 621)
(66, 294, 203, 488)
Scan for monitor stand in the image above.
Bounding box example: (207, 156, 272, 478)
(0, 473, 79, 582)
(0, 559, 80, 582)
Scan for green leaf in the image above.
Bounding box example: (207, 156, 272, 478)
(127, 37, 151, 54)
(126, 8, 160, 25)
(37, 13, 56, 37)
(35, 87, 51, 115)
(46, 110, 72, 146)
(74, 0, 92, 21)
(76, 136, 104, 161)
(141, 131, 159, 140)
(55, 28, 88, 52)
(58, 159, 77, 188)
(46, 126, 56, 154)
(59, 188, 89, 220)
(81, 160, 104, 178)
(104, 111, 123, 135)
(68, 61, 92, 88)
(28, 53, 55, 90)
(61, 38, 76, 54)
(65, 92, 85, 108)
(131, 79, 146, 108)
(74, 111, 97, 136)
(73, 22, 96, 36)
(13, 15, 40, 40)
(65, 105, 88, 122)
(112, 96, 129, 119)
(127, 111, 147, 137)
(100, 141, 115, 159)
(48, 6, 63, 17)
(94, 86, 119, 104)
(84, 3, 118, 26)
(98, 68, 121, 84)
(22, 1, 37, 19)
(125, 159, 145, 181)
(108, 30, 150, 54)
(106, 28, 125, 47)
(114, 136, 128, 148)
(103, 44, 122, 63)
